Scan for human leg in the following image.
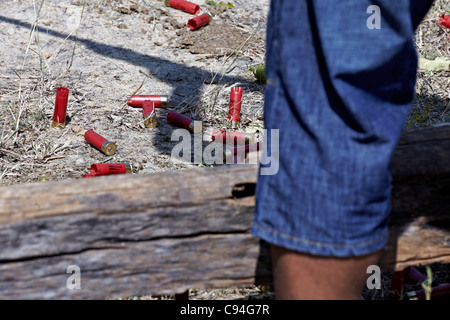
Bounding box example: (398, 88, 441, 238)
(252, 0, 434, 299)
(271, 246, 382, 300)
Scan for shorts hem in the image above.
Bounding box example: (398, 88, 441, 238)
(251, 223, 388, 257)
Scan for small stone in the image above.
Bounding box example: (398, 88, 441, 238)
(117, 7, 131, 15)
(167, 18, 185, 30)
(71, 0, 85, 5)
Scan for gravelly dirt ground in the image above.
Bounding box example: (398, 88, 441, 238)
(0, 0, 448, 300)
(0, 0, 267, 185)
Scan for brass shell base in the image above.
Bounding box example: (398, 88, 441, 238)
(124, 162, 132, 174)
(189, 121, 203, 134)
(144, 115, 158, 128)
(159, 95, 169, 107)
(101, 141, 117, 156)
(51, 121, 66, 129)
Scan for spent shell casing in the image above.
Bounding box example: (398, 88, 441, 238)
(52, 87, 69, 129)
(223, 142, 260, 163)
(228, 87, 243, 129)
(82, 162, 132, 178)
(164, 0, 200, 15)
(187, 13, 212, 30)
(127, 95, 169, 108)
(167, 110, 202, 134)
(440, 14, 450, 29)
(142, 100, 158, 128)
(211, 129, 255, 145)
(84, 130, 117, 156)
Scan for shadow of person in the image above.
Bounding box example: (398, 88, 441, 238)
(0, 14, 261, 164)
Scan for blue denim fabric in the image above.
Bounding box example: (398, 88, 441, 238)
(251, 0, 434, 257)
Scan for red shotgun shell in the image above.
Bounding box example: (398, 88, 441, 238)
(167, 110, 202, 133)
(211, 129, 255, 145)
(142, 100, 158, 128)
(228, 87, 243, 129)
(187, 13, 212, 30)
(84, 130, 117, 156)
(223, 142, 260, 162)
(164, 0, 200, 15)
(127, 95, 169, 108)
(439, 14, 450, 29)
(82, 162, 132, 178)
(52, 87, 69, 129)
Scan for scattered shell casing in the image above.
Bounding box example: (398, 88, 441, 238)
(127, 95, 169, 108)
(228, 87, 243, 129)
(223, 142, 260, 163)
(187, 13, 212, 30)
(52, 87, 69, 129)
(167, 110, 202, 134)
(211, 129, 255, 145)
(143, 100, 158, 128)
(439, 14, 450, 29)
(84, 130, 117, 156)
(82, 162, 132, 178)
(164, 0, 200, 15)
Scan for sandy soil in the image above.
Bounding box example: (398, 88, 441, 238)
(0, 0, 268, 185)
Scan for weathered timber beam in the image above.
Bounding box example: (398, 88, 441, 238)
(381, 125, 450, 270)
(0, 125, 448, 299)
(0, 164, 264, 299)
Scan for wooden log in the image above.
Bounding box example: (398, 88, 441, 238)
(381, 125, 450, 270)
(0, 165, 266, 299)
(0, 126, 448, 299)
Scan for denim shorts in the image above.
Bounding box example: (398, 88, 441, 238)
(251, 0, 434, 257)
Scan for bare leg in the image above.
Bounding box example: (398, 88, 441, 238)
(271, 245, 382, 300)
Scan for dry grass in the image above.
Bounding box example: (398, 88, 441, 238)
(1, 1, 447, 183)
(0, 0, 448, 300)
(193, 17, 266, 132)
(409, 0, 450, 127)
(0, 0, 86, 185)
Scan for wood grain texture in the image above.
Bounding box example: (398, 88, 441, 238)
(0, 234, 271, 299)
(0, 126, 448, 299)
(383, 125, 450, 270)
